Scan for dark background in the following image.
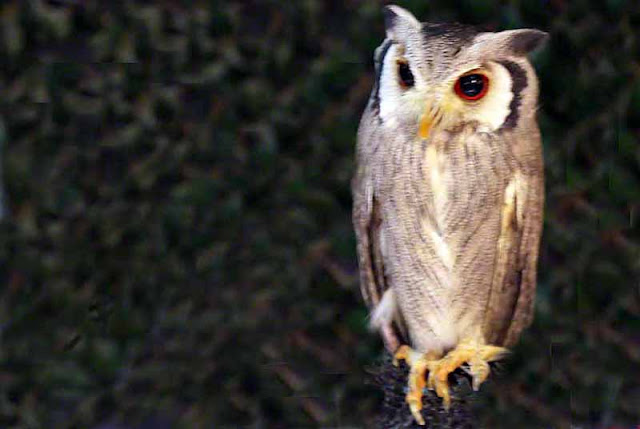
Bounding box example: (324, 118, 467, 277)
(0, 0, 639, 428)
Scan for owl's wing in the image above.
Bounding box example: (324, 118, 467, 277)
(484, 132, 544, 347)
(352, 183, 405, 352)
(352, 126, 407, 353)
(503, 162, 544, 346)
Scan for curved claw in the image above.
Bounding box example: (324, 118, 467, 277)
(469, 355, 490, 391)
(433, 368, 452, 408)
(407, 358, 428, 425)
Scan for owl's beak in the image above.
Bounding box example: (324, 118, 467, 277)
(418, 112, 433, 139)
(418, 102, 444, 139)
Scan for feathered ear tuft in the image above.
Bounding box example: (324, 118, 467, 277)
(500, 29, 549, 55)
(383, 5, 421, 39)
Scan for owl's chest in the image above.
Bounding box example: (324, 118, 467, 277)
(379, 133, 513, 236)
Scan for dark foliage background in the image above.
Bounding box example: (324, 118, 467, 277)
(0, 0, 639, 428)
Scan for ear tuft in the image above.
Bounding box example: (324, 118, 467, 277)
(507, 29, 549, 55)
(382, 6, 399, 31)
(383, 5, 421, 39)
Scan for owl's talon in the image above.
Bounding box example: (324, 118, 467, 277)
(393, 345, 428, 425)
(394, 341, 509, 425)
(469, 356, 489, 391)
(470, 344, 507, 390)
(393, 344, 412, 367)
(431, 374, 451, 408)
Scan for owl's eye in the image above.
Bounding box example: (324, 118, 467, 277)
(396, 59, 414, 88)
(455, 73, 489, 100)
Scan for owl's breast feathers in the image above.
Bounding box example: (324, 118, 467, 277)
(367, 125, 542, 353)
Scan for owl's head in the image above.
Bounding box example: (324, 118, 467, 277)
(371, 5, 548, 139)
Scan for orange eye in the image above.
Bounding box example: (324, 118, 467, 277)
(454, 73, 489, 100)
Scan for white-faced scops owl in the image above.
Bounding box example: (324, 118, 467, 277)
(352, 5, 547, 425)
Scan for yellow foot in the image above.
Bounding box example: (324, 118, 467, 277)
(393, 345, 433, 425)
(393, 340, 508, 425)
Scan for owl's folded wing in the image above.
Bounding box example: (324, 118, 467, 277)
(352, 173, 408, 352)
(483, 148, 544, 347)
(502, 165, 544, 346)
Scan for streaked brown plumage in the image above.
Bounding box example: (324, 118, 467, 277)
(352, 5, 546, 424)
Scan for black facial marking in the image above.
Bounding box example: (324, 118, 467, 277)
(371, 38, 393, 114)
(498, 60, 528, 129)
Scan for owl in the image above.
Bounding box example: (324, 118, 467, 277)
(352, 5, 547, 425)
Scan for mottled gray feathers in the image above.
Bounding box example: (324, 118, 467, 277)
(421, 22, 479, 46)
